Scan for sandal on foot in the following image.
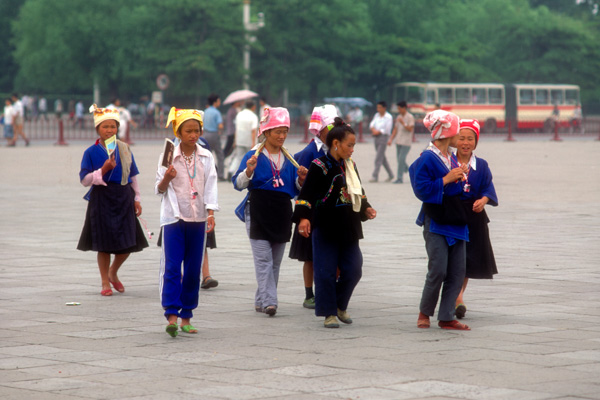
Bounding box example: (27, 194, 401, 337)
(180, 325, 198, 334)
(109, 279, 125, 293)
(100, 289, 113, 296)
(417, 312, 430, 328)
(438, 320, 471, 330)
(201, 276, 218, 289)
(455, 303, 467, 319)
(166, 323, 178, 337)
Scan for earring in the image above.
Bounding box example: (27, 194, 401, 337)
(335, 146, 338, 151)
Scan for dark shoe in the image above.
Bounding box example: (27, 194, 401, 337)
(265, 306, 277, 317)
(201, 276, 218, 289)
(337, 309, 353, 324)
(393, 179, 403, 184)
(455, 304, 467, 319)
(303, 297, 315, 309)
(255, 305, 263, 313)
(324, 315, 339, 328)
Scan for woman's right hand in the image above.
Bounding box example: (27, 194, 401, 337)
(298, 219, 311, 238)
(164, 165, 177, 182)
(246, 155, 258, 177)
(101, 154, 116, 175)
(443, 166, 467, 185)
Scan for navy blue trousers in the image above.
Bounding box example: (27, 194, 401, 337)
(160, 220, 206, 320)
(312, 227, 363, 317)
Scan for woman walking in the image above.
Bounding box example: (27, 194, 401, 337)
(289, 104, 337, 309)
(453, 119, 498, 319)
(156, 107, 219, 337)
(409, 110, 470, 330)
(77, 105, 148, 296)
(293, 117, 377, 328)
(232, 107, 308, 317)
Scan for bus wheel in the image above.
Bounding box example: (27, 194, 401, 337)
(484, 118, 497, 133)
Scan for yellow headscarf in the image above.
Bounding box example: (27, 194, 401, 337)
(165, 107, 204, 138)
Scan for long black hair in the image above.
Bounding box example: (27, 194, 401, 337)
(326, 117, 355, 148)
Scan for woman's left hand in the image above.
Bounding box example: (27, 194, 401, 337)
(134, 201, 142, 217)
(365, 207, 377, 219)
(297, 166, 308, 185)
(206, 215, 215, 233)
(472, 197, 488, 213)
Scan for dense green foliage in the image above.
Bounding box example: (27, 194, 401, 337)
(3, 0, 599, 106)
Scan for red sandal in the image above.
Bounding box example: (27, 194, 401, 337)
(438, 320, 470, 330)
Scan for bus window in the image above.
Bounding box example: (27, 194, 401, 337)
(426, 90, 436, 105)
(519, 89, 534, 105)
(489, 88, 503, 104)
(406, 86, 425, 103)
(472, 88, 487, 104)
(565, 89, 578, 105)
(536, 89, 549, 105)
(456, 88, 470, 104)
(438, 88, 453, 104)
(551, 89, 564, 105)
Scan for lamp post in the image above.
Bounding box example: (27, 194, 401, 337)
(243, 0, 264, 90)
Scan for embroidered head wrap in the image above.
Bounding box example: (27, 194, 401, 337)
(459, 119, 480, 142)
(165, 107, 204, 138)
(309, 104, 338, 136)
(89, 104, 120, 128)
(259, 107, 290, 136)
(423, 110, 460, 140)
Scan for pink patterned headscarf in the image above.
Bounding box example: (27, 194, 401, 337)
(309, 104, 338, 136)
(423, 110, 460, 140)
(259, 107, 290, 136)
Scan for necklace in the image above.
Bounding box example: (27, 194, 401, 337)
(182, 151, 195, 164)
(183, 152, 198, 199)
(267, 149, 284, 188)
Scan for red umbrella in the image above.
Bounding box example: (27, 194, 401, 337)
(223, 89, 259, 105)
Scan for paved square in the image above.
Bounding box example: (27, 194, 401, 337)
(0, 133, 599, 399)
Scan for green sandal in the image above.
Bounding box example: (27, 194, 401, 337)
(166, 323, 178, 337)
(180, 325, 198, 334)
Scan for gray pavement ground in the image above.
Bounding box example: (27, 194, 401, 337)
(0, 133, 599, 400)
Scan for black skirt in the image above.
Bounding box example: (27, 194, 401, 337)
(77, 183, 148, 254)
(288, 225, 313, 261)
(464, 200, 497, 279)
(249, 189, 292, 243)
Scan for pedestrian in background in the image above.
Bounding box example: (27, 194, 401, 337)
(228, 101, 259, 179)
(409, 110, 470, 331)
(2, 98, 15, 146)
(388, 101, 414, 183)
(9, 93, 30, 146)
(369, 101, 394, 183)
(224, 101, 241, 158)
(204, 93, 226, 181)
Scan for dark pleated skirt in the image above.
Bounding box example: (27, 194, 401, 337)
(157, 227, 216, 249)
(464, 203, 498, 279)
(77, 183, 148, 254)
(288, 225, 313, 261)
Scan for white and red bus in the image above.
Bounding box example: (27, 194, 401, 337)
(393, 82, 580, 132)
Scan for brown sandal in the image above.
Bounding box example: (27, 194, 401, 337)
(417, 312, 430, 329)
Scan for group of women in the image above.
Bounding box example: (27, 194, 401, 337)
(77, 104, 496, 336)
